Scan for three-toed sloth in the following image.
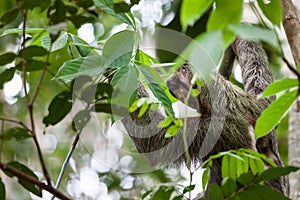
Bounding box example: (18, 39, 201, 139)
(120, 38, 289, 197)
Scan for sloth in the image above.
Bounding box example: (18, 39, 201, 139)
(119, 38, 289, 196)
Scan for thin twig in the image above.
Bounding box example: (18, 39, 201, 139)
(21, 14, 52, 185)
(282, 56, 300, 95)
(188, 170, 194, 200)
(0, 162, 71, 200)
(29, 44, 53, 106)
(46, 68, 70, 90)
(0, 116, 31, 132)
(0, 120, 4, 161)
(51, 128, 83, 200)
(28, 107, 52, 186)
(21, 10, 29, 103)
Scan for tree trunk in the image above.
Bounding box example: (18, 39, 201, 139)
(281, 0, 300, 199)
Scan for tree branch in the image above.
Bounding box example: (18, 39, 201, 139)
(0, 162, 71, 200)
(281, 1, 300, 199)
(282, 0, 300, 64)
(281, 0, 300, 96)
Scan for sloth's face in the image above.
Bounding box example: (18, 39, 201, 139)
(167, 64, 199, 110)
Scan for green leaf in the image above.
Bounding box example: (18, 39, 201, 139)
(151, 186, 174, 200)
(0, 68, 16, 89)
(111, 65, 136, 87)
(138, 64, 174, 117)
(229, 24, 279, 48)
(69, 34, 93, 56)
(78, 0, 95, 8)
(248, 185, 290, 200)
(95, 82, 113, 100)
(79, 84, 95, 103)
(256, 166, 299, 183)
(221, 178, 237, 197)
(43, 91, 73, 126)
(191, 88, 200, 97)
(0, 128, 31, 141)
(92, 103, 113, 113)
(172, 195, 183, 200)
(0, 53, 17, 66)
(111, 65, 138, 109)
(93, 0, 133, 25)
(0, 8, 19, 28)
(19, 46, 48, 58)
(183, 184, 195, 194)
(241, 148, 276, 167)
(180, 0, 213, 32)
(68, 15, 95, 29)
(23, 0, 50, 10)
(208, 183, 224, 200)
(71, 75, 93, 92)
(235, 190, 259, 200)
(157, 116, 173, 128)
(236, 155, 248, 177)
(174, 118, 183, 127)
(202, 167, 210, 191)
(129, 99, 139, 113)
(165, 125, 179, 138)
(114, 2, 131, 13)
(261, 78, 299, 98)
(138, 102, 149, 118)
(237, 172, 254, 186)
(137, 50, 159, 65)
(207, 0, 243, 31)
(0, 28, 45, 37)
(4, 161, 42, 197)
(181, 31, 223, 81)
(72, 110, 91, 131)
(142, 190, 152, 199)
(15, 60, 45, 71)
(56, 55, 102, 82)
(222, 154, 237, 179)
(150, 102, 159, 111)
(47, 0, 67, 24)
(0, 178, 5, 200)
(42, 32, 68, 52)
(257, 0, 282, 26)
(249, 158, 265, 175)
(255, 90, 298, 138)
(65, 5, 78, 15)
(102, 30, 135, 68)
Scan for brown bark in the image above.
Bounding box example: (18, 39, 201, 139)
(281, 0, 300, 199)
(282, 0, 300, 64)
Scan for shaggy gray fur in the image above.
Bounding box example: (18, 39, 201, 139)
(121, 38, 289, 196)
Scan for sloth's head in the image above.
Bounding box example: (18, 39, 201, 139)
(167, 63, 199, 110)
